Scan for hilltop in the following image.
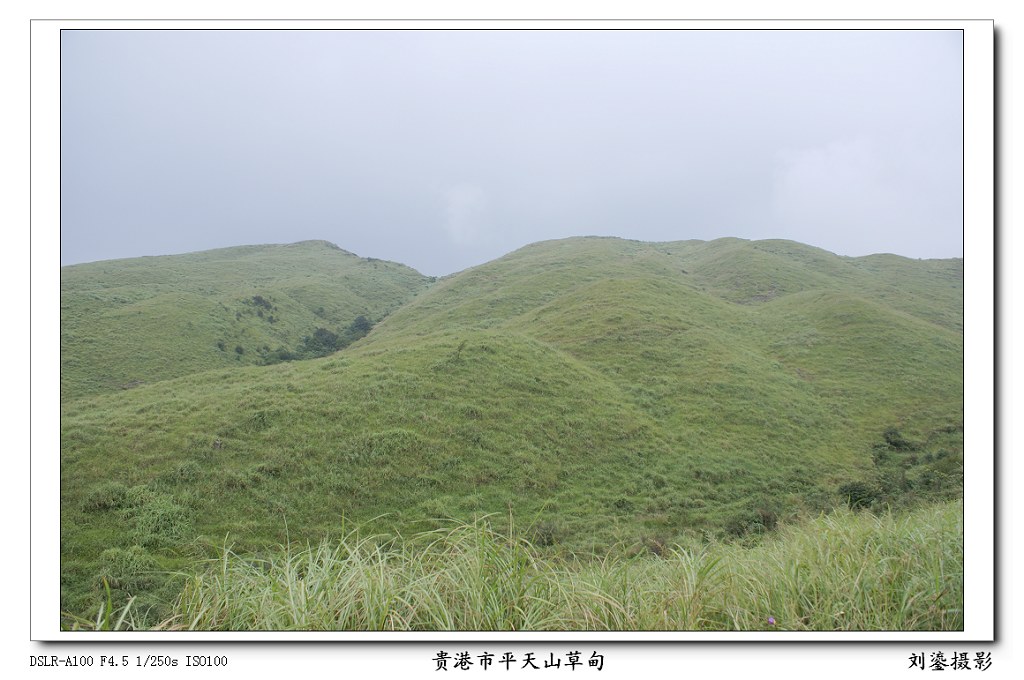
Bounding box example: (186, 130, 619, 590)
(59, 236, 964, 625)
(60, 240, 431, 400)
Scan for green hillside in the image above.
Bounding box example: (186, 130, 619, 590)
(60, 240, 431, 400)
(59, 236, 964, 627)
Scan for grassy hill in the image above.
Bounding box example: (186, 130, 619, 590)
(60, 240, 431, 400)
(59, 236, 964, 628)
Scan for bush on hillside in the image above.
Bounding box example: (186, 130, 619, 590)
(264, 315, 376, 365)
(346, 314, 373, 341)
(838, 480, 879, 509)
(249, 295, 273, 310)
(300, 327, 342, 356)
(883, 427, 917, 451)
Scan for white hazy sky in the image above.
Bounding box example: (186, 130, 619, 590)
(60, 29, 963, 276)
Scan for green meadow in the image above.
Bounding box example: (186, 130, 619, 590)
(60, 237, 964, 630)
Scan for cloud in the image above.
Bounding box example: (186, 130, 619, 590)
(59, 30, 963, 269)
(773, 137, 883, 217)
(768, 133, 961, 259)
(441, 183, 489, 246)
(770, 137, 897, 252)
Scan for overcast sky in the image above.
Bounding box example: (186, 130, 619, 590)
(60, 29, 963, 276)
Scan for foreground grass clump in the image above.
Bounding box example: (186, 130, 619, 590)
(158, 502, 961, 631)
(61, 581, 139, 631)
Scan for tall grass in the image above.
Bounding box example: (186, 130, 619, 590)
(61, 580, 139, 631)
(159, 502, 962, 631)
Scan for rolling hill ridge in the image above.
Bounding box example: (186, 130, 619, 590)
(60, 240, 431, 400)
(59, 236, 964, 624)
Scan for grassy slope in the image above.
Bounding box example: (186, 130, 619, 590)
(59, 236, 963, 624)
(61, 240, 431, 400)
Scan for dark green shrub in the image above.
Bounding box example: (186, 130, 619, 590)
(838, 480, 879, 509)
(263, 347, 297, 364)
(249, 295, 272, 309)
(723, 495, 783, 537)
(346, 315, 373, 341)
(883, 427, 917, 451)
(877, 467, 911, 496)
(299, 327, 342, 357)
(313, 327, 340, 347)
